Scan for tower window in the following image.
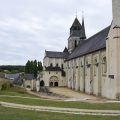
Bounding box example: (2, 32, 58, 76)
(56, 64, 58, 67)
(50, 63, 53, 67)
(75, 40, 77, 48)
(102, 57, 107, 75)
(61, 64, 64, 69)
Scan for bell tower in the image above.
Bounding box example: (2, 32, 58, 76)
(68, 17, 86, 53)
(106, 0, 120, 99)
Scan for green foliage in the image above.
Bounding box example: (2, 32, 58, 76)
(1, 83, 7, 90)
(33, 60, 37, 78)
(0, 80, 14, 91)
(38, 61, 43, 72)
(0, 65, 25, 73)
(0, 86, 37, 97)
(25, 60, 43, 78)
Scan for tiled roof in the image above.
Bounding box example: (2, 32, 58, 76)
(24, 74, 34, 80)
(45, 66, 62, 71)
(67, 26, 110, 60)
(45, 50, 69, 59)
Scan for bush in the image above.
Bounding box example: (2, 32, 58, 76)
(0, 79, 14, 91)
(1, 83, 7, 90)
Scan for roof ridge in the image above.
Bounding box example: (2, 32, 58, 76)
(86, 26, 110, 41)
(46, 51, 63, 53)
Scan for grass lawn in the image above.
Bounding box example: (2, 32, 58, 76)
(0, 85, 38, 98)
(0, 96, 120, 110)
(0, 90, 38, 98)
(0, 107, 120, 120)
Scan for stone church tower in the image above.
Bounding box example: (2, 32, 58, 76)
(68, 17, 86, 53)
(106, 0, 120, 99)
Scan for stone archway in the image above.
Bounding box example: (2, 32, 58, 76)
(49, 76, 59, 87)
(55, 82, 58, 87)
(50, 82, 53, 87)
(40, 80, 45, 87)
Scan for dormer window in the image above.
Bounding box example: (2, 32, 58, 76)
(50, 63, 53, 67)
(56, 64, 58, 67)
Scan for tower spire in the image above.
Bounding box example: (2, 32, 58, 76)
(80, 13, 86, 40)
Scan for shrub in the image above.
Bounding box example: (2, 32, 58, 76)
(0, 79, 14, 91)
(1, 83, 7, 90)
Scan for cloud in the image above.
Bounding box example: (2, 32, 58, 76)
(0, 0, 112, 65)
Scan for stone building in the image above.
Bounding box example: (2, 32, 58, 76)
(23, 74, 36, 91)
(37, 0, 120, 100)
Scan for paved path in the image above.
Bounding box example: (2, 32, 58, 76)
(0, 101, 120, 116)
(49, 88, 106, 102)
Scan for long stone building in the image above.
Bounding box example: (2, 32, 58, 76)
(37, 0, 120, 100)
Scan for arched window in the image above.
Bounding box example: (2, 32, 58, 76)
(75, 40, 77, 48)
(61, 64, 64, 69)
(49, 76, 59, 87)
(50, 63, 53, 67)
(94, 59, 97, 76)
(102, 57, 107, 75)
(56, 63, 58, 67)
(40, 80, 45, 87)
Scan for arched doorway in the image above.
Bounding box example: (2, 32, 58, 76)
(50, 82, 53, 87)
(40, 80, 45, 87)
(49, 76, 59, 87)
(55, 82, 58, 87)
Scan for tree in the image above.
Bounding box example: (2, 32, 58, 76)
(25, 60, 31, 73)
(33, 60, 38, 78)
(38, 61, 43, 72)
(25, 60, 43, 79)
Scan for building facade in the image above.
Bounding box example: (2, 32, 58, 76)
(37, 0, 120, 100)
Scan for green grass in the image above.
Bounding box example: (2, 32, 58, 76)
(0, 85, 38, 98)
(0, 91, 37, 97)
(0, 107, 120, 120)
(0, 96, 120, 110)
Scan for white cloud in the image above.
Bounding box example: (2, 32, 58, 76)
(0, 0, 112, 65)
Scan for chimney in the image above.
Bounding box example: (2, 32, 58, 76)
(112, 0, 120, 26)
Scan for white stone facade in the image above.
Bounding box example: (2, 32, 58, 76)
(38, 0, 120, 100)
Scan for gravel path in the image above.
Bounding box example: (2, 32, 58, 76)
(0, 101, 120, 116)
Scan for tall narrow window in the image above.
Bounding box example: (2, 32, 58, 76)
(50, 63, 53, 67)
(94, 59, 97, 76)
(61, 64, 64, 69)
(75, 40, 77, 48)
(102, 57, 107, 75)
(56, 63, 58, 67)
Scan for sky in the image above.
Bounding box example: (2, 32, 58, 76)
(0, 0, 112, 65)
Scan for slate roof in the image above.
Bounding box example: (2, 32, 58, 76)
(24, 74, 34, 80)
(5, 73, 20, 80)
(80, 18, 86, 40)
(45, 66, 62, 71)
(70, 17, 82, 37)
(71, 17, 81, 28)
(45, 50, 69, 59)
(67, 26, 110, 60)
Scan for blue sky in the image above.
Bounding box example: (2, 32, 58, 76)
(0, 0, 112, 65)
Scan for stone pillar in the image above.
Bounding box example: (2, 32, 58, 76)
(106, 0, 120, 99)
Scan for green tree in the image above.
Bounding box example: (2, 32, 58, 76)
(25, 60, 31, 73)
(25, 60, 43, 78)
(33, 60, 38, 78)
(38, 61, 43, 72)
(30, 61, 34, 73)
